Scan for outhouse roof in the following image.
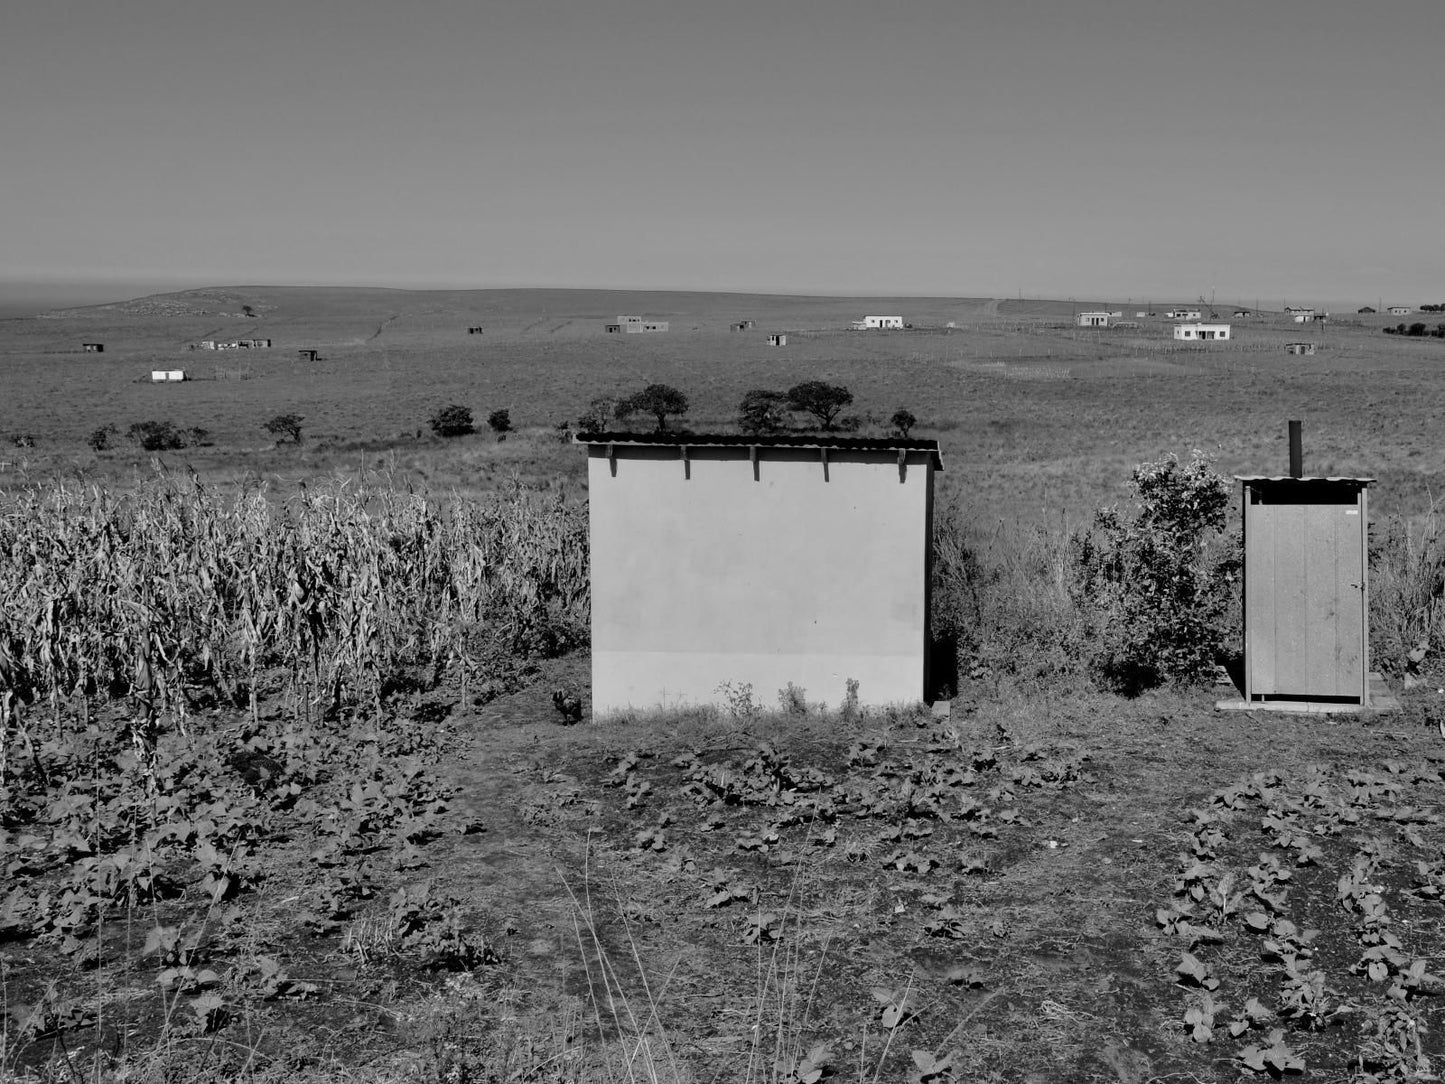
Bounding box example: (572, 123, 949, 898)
(1235, 475, 1374, 485)
(575, 431, 944, 470)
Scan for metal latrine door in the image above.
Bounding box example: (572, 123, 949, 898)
(1243, 479, 1370, 703)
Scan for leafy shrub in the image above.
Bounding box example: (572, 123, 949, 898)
(429, 404, 474, 438)
(1070, 451, 1239, 694)
(890, 409, 917, 437)
(487, 409, 512, 435)
(127, 420, 187, 451)
(262, 413, 304, 444)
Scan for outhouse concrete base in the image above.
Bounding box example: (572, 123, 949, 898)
(1215, 672, 1399, 714)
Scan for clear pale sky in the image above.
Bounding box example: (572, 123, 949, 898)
(2, 0, 1441, 306)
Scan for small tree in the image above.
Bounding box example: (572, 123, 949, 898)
(127, 420, 186, 451)
(263, 413, 304, 444)
(577, 397, 619, 432)
(616, 384, 689, 432)
(429, 404, 475, 438)
(786, 381, 853, 430)
(890, 409, 917, 438)
(737, 389, 790, 434)
(487, 409, 512, 435)
(241, 304, 256, 318)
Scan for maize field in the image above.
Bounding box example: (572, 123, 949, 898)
(0, 470, 589, 777)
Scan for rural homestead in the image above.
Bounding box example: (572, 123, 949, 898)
(604, 314, 669, 333)
(577, 431, 942, 713)
(1173, 322, 1231, 341)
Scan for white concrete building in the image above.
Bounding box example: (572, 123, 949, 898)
(856, 316, 904, 329)
(577, 433, 943, 714)
(150, 370, 186, 382)
(1078, 312, 1111, 327)
(1165, 309, 1203, 320)
(1388, 307, 1412, 316)
(1173, 323, 1231, 341)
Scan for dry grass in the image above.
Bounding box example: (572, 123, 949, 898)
(3, 287, 1444, 521)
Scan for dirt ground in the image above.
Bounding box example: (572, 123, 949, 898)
(7, 655, 1445, 1083)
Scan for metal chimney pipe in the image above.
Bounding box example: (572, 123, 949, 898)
(1288, 420, 1303, 478)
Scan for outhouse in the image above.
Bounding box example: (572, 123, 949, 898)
(1238, 475, 1373, 707)
(83, 343, 104, 353)
(297, 349, 318, 361)
(576, 432, 943, 714)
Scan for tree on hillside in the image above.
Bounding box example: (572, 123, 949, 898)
(786, 381, 853, 430)
(263, 413, 305, 444)
(890, 409, 917, 438)
(487, 409, 512, 436)
(616, 384, 689, 432)
(737, 389, 790, 434)
(429, 404, 475, 438)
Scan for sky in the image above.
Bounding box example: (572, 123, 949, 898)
(2, 0, 1442, 308)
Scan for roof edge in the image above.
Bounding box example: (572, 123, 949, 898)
(573, 431, 944, 470)
(1234, 475, 1375, 484)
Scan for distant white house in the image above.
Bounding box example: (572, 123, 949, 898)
(1388, 306, 1412, 316)
(150, 369, 186, 382)
(1078, 312, 1111, 327)
(767, 334, 787, 346)
(1232, 310, 1252, 318)
(1173, 323, 1231, 341)
(1165, 309, 1203, 320)
(853, 316, 904, 330)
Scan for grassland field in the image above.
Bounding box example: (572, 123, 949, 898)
(2, 286, 1443, 522)
(4, 287, 1445, 1084)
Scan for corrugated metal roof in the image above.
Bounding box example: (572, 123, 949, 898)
(1235, 475, 1374, 484)
(574, 431, 944, 470)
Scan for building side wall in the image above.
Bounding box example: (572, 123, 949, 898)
(588, 448, 931, 712)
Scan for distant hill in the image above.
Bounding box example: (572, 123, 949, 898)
(45, 284, 1001, 321)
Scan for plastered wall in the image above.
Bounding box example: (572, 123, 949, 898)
(587, 445, 933, 713)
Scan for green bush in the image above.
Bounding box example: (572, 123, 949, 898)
(127, 420, 187, 451)
(1069, 451, 1239, 694)
(429, 404, 475, 438)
